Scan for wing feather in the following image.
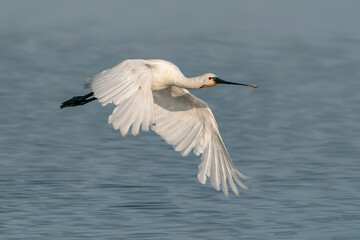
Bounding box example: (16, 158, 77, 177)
(181, 123, 203, 156)
(152, 86, 249, 197)
(90, 60, 154, 136)
(131, 99, 145, 136)
(174, 121, 201, 154)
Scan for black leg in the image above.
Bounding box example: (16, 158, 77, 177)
(60, 92, 97, 109)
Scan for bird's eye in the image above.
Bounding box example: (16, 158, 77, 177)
(209, 77, 212, 80)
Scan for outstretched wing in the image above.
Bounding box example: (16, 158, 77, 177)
(152, 86, 249, 197)
(90, 60, 154, 137)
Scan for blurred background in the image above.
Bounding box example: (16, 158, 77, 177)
(1, 0, 359, 239)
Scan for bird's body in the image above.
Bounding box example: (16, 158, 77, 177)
(61, 59, 257, 197)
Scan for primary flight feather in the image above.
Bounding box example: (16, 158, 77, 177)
(61, 59, 258, 197)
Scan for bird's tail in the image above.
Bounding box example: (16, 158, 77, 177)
(60, 92, 97, 109)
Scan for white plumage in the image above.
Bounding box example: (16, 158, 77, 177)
(69, 59, 258, 197)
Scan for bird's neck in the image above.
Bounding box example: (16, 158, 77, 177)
(176, 75, 204, 89)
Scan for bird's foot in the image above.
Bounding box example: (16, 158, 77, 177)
(60, 92, 96, 109)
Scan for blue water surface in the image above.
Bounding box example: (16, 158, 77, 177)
(1, 1, 360, 239)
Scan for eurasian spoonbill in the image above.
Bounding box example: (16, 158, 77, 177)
(61, 59, 258, 197)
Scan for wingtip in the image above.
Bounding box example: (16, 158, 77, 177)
(121, 130, 128, 137)
(197, 173, 207, 185)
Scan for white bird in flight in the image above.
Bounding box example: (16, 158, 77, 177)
(61, 59, 258, 197)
